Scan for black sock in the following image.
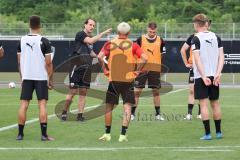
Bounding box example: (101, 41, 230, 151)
(214, 119, 221, 133)
(121, 126, 128, 135)
(105, 126, 111, 134)
(198, 104, 201, 115)
(188, 104, 194, 115)
(18, 124, 24, 136)
(62, 110, 67, 115)
(155, 106, 160, 115)
(131, 106, 137, 115)
(77, 113, 83, 118)
(202, 120, 211, 135)
(40, 123, 47, 137)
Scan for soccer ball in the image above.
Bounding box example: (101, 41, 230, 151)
(8, 82, 16, 88)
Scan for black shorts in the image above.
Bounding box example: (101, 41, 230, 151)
(69, 66, 91, 89)
(194, 76, 219, 100)
(135, 71, 161, 89)
(188, 69, 194, 84)
(20, 80, 48, 100)
(106, 81, 135, 105)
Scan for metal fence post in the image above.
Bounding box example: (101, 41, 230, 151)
(233, 23, 235, 39)
(164, 22, 167, 39)
(233, 73, 235, 86)
(97, 22, 99, 35)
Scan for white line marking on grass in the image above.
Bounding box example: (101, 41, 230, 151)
(173, 149, 234, 152)
(164, 88, 187, 95)
(0, 146, 239, 151)
(0, 88, 186, 132)
(0, 105, 99, 132)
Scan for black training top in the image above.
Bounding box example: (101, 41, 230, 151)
(17, 35, 52, 56)
(73, 30, 93, 55)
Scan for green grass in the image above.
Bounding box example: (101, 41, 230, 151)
(0, 87, 239, 160)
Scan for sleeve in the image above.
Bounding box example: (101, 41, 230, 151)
(0, 42, 2, 48)
(75, 31, 88, 43)
(216, 35, 223, 48)
(191, 36, 200, 52)
(160, 38, 166, 54)
(17, 41, 21, 53)
(41, 37, 52, 55)
(100, 41, 111, 56)
(134, 37, 142, 46)
(132, 43, 142, 58)
(186, 34, 194, 46)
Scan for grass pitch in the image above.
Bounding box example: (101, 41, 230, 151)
(0, 86, 239, 160)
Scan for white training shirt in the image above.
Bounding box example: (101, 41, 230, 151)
(19, 34, 49, 80)
(191, 31, 223, 79)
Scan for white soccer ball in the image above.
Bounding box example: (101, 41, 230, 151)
(8, 82, 16, 88)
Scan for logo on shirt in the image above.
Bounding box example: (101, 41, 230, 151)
(147, 49, 154, 55)
(26, 43, 35, 51)
(205, 39, 213, 47)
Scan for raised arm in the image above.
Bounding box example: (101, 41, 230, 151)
(84, 28, 112, 44)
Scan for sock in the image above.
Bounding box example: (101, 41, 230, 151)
(105, 126, 111, 134)
(40, 123, 47, 137)
(77, 113, 83, 118)
(121, 126, 128, 135)
(62, 110, 67, 115)
(18, 124, 24, 136)
(214, 119, 221, 133)
(202, 120, 211, 135)
(198, 104, 201, 115)
(131, 105, 137, 115)
(188, 104, 194, 115)
(155, 106, 160, 116)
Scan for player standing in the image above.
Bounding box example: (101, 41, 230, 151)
(131, 22, 166, 121)
(16, 15, 54, 141)
(61, 18, 111, 121)
(180, 34, 201, 120)
(98, 22, 147, 142)
(191, 14, 224, 140)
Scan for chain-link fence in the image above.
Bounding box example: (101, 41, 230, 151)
(0, 22, 240, 40)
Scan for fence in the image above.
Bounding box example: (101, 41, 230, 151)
(0, 22, 240, 40)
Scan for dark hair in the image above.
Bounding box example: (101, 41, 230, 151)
(84, 18, 96, 25)
(29, 15, 41, 29)
(148, 22, 157, 29)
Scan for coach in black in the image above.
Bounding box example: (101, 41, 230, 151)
(16, 15, 54, 141)
(61, 18, 111, 121)
(191, 14, 224, 140)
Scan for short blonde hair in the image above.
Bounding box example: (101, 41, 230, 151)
(117, 22, 131, 34)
